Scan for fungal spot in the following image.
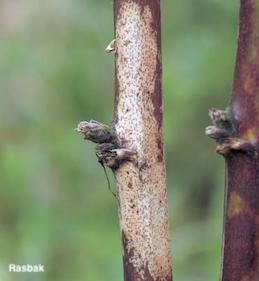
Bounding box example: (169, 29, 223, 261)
(228, 191, 247, 218)
(243, 128, 257, 143)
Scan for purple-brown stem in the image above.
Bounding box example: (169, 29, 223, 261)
(206, 1, 259, 281)
(221, 1, 259, 281)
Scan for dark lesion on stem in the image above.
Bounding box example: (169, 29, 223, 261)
(75, 120, 136, 170)
(206, 108, 257, 156)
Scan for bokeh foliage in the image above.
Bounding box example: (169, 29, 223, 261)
(0, 0, 239, 280)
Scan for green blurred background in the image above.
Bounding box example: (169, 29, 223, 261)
(0, 0, 239, 280)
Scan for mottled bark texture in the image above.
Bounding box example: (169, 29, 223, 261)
(114, 1, 173, 281)
(207, 1, 259, 281)
(76, 1, 172, 280)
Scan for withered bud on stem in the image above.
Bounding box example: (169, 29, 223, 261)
(206, 108, 236, 140)
(75, 120, 135, 170)
(75, 120, 117, 144)
(96, 143, 136, 169)
(206, 108, 255, 156)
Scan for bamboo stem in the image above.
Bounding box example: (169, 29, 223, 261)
(113, 1, 173, 280)
(207, 1, 259, 280)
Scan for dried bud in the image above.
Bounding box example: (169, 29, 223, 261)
(209, 108, 229, 125)
(96, 143, 136, 170)
(206, 108, 256, 157)
(75, 120, 117, 144)
(205, 125, 230, 139)
(75, 120, 136, 170)
(217, 138, 256, 155)
(206, 108, 236, 141)
(208, 108, 235, 133)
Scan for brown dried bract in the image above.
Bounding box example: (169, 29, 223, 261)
(96, 143, 136, 170)
(206, 108, 236, 140)
(206, 108, 257, 156)
(75, 120, 117, 144)
(75, 120, 135, 170)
